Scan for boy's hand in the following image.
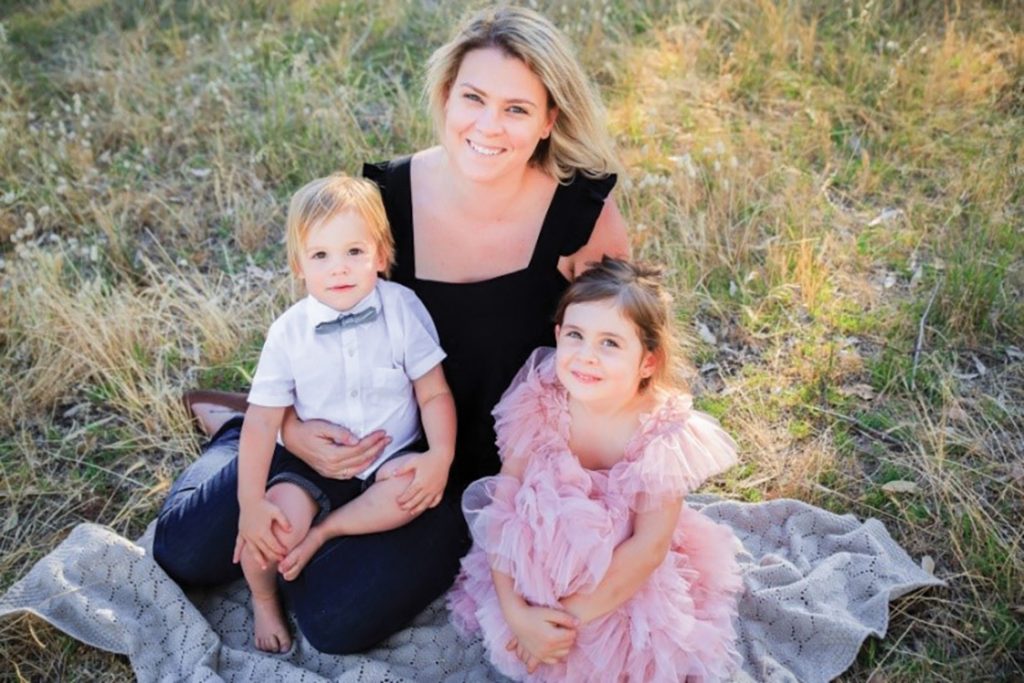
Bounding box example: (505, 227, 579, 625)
(235, 498, 291, 569)
(376, 451, 451, 515)
(279, 526, 324, 581)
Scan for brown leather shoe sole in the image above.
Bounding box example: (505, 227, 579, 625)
(182, 390, 249, 436)
(183, 389, 249, 412)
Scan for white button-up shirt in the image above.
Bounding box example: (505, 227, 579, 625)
(248, 280, 446, 479)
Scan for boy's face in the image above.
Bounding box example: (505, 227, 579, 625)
(296, 209, 385, 312)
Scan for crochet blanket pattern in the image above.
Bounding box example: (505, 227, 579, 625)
(0, 496, 942, 682)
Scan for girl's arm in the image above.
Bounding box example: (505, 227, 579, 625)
(492, 567, 577, 672)
(560, 495, 683, 625)
(485, 455, 577, 670)
(235, 405, 292, 568)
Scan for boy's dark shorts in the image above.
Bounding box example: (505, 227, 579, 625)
(267, 438, 427, 524)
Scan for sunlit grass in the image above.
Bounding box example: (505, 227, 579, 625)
(1, 1, 1021, 680)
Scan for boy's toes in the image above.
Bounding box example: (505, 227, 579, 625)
(255, 629, 292, 653)
(251, 595, 292, 653)
(271, 633, 291, 653)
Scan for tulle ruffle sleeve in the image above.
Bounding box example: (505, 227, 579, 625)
(491, 347, 565, 468)
(620, 395, 739, 513)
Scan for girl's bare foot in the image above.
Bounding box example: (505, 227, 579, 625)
(251, 593, 292, 653)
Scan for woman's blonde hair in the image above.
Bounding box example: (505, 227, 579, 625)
(424, 5, 620, 182)
(285, 174, 395, 278)
(554, 257, 690, 393)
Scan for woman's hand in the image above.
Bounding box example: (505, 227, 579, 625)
(376, 450, 452, 515)
(504, 602, 578, 673)
(280, 409, 390, 479)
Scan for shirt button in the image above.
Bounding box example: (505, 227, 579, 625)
(350, 390, 358, 398)
(347, 349, 355, 357)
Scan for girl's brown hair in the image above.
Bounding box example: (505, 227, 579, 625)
(554, 256, 688, 392)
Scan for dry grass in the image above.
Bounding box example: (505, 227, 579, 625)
(1, 1, 1022, 680)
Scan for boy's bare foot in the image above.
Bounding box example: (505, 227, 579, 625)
(251, 593, 292, 653)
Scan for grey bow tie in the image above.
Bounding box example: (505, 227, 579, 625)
(315, 306, 379, 334)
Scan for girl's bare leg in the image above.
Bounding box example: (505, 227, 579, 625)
(240, 482, 317, 652)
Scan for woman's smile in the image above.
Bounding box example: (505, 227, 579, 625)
(467, 139, 505, 156)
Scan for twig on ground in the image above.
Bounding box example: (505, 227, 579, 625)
(49, 453, 146, 488)
(806, 405, 909, 449)
(912, 280, 941, 390)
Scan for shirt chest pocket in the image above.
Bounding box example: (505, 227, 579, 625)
(370, 367, 412, 408)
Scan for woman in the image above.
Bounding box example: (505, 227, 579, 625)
(153, 5, 628, 656)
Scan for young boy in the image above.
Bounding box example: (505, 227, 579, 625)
(234, 174, 455, 653)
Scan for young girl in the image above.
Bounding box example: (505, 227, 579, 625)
(448, 257, 742, 682)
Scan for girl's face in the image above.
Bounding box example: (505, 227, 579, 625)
(442, 47, 558, 183)
(555, 299, 656, 410)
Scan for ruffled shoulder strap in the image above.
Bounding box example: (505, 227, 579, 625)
(527, 171, 618, 273)
(491, 348, 564, 465)
(361, 160, 389, 189)
(557, 172, 617, 257)
(619, 395, 738, 512)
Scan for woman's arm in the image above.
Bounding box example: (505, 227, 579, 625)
(561, 495, 683, 625)
(559, 196, 630, 280)
(279, 407, 389, 478)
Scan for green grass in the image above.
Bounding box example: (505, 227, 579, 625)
(2, 0, 1023, 680)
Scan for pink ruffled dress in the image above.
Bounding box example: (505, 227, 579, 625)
(448, 348, 743, 682)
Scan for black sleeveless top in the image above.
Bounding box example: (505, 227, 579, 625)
(363, 157, 617, 492)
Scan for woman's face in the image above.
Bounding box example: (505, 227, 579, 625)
(442, 47, 557, 183)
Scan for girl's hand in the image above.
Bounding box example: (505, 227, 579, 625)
(377, 450, 451, 515)
(281, 411, 391, 479)
(279, 527, 324, 581)
(236, 498, 291, 569)
(504, 603, 578, 672)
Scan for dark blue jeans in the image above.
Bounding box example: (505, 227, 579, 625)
(152, 418, 471, 654)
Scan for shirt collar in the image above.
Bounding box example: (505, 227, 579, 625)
(304, 286, 382, 327)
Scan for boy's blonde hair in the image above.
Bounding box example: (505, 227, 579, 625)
(286, 174, 395, 278)
(554, 257, 690, 393)
(424, 5, 621, 183)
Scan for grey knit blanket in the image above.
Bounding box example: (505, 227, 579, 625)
(0, 496, 942, 682)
